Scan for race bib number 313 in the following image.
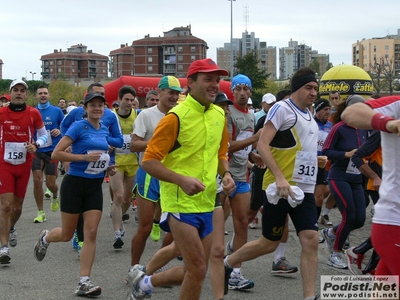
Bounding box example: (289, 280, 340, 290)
(292, 151, 317, 184)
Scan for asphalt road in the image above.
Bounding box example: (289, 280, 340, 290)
(0, 175, 373, 300)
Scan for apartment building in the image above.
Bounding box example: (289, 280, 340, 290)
(109, 25, 208, 78)
(279, 39, 329, 80)
(40, 44, 109, 80)
(217, 31, 277, 79)
(352, 28, 400, 75)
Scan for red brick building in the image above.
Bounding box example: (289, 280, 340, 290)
(40, 44, 108, 80)
(109, 25, 208, 78)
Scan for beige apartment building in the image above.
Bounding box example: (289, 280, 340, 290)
(352, 29, 400, 75)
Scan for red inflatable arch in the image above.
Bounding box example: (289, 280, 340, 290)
(103, 76, 233, 106)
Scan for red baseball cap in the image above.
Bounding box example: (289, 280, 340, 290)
(187, 58, 229, 78)
(0, 94, 10, 101)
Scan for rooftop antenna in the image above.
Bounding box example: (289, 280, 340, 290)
(243, 5, 249, 32)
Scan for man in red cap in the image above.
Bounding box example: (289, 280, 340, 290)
(127, 59, 236, 300)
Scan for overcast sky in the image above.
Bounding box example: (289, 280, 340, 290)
(2, 0, 400, 81)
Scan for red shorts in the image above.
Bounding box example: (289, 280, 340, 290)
(0, 161, 32, 198)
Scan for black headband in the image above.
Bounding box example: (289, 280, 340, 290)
(291, 74, 318, 93)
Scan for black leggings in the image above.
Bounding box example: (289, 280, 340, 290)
(328, 179, 366, 251)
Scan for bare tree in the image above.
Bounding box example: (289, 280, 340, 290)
(369, 56, 398, 95)
(368, 57, 386, 94)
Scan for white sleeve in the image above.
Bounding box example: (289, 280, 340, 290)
(36, 126, 48, 147)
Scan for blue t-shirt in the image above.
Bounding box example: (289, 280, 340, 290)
(66, 119, 111, 179)
(36, 105, 65, 152)
(61, 106, 123, 164)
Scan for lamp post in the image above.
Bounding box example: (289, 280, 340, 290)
(30, 71, 36, 80)
(229, 0, 236, 78)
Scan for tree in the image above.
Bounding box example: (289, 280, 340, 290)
(234, 51, 270, 107)
(309, 58, 320, 75)
(368, 56, 397, 95)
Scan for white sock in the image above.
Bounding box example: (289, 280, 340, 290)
(274, 242, 286, 264)
(224, 255, 232, 268)
(139, 275, 153, 292)
(80, 276, 90, 284)
(42, 235, 49, 245)
(322, 207, 331, 216)
(115, 230, 121, 237)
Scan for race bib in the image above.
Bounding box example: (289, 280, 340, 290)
(233, 131, 253, 158)
(346, 159, 361, 175)
(4, 142, 27, 165)
(317, 131, 328, 152)
(116, 134, 132, 155)
(84, 151, 110, 174)
(42, 130, 53, 148)
(292, 151, 317, 184)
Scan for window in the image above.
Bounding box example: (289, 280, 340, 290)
(72, 69, 75, 73)
(71, 61, 75, 66)
(148, 48, 153, 53)
(58, 68, 62, 72)
(50, 61, 54, 65)
(191, 46, 196, 52)
(374, 45, 376, 52)
(148, 66, 153, 71)
(385, 45, 389, 50)
(178, 64, 183, 70)
(178, 55, 183, 61)
(191, 55, 196, 61)
(148, 57, 153, 63)
(178, 46, 183, 52)
(57, 60, 62, 65)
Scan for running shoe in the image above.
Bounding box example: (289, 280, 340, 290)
(44, 188, 52, 198)
(51, 197, 59, 212)
(248, 217, 258, 229)
(271, 257, 298, 274)
(0, 247, 11, 265)
(322, 228, 335, 253)
(34, 210, 47, 223)
(228, 270, 254, 290)
(345, 247, 364, 275)
(34, 229, 49, 262)
(75, 279, 102, 297)
(71, 230, 79, 250)
(327, 252, 348, 269)
(126, 264, 146, 284)
(150, 223, 161, 242)
(113, 235, 124, 249)
(127, 265, 152, 300)
(122, 213, 130, 221)
(9, 228, 17, 247)
(320, 214, 332, 226)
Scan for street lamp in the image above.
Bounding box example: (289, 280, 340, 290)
(30, 71, 36, 80)
(229, 0, 236, 78)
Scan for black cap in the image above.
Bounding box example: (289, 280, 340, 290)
(84, 93, 106, 104)
(314, 98, 331, 113)
(214, 92, 233, 105)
